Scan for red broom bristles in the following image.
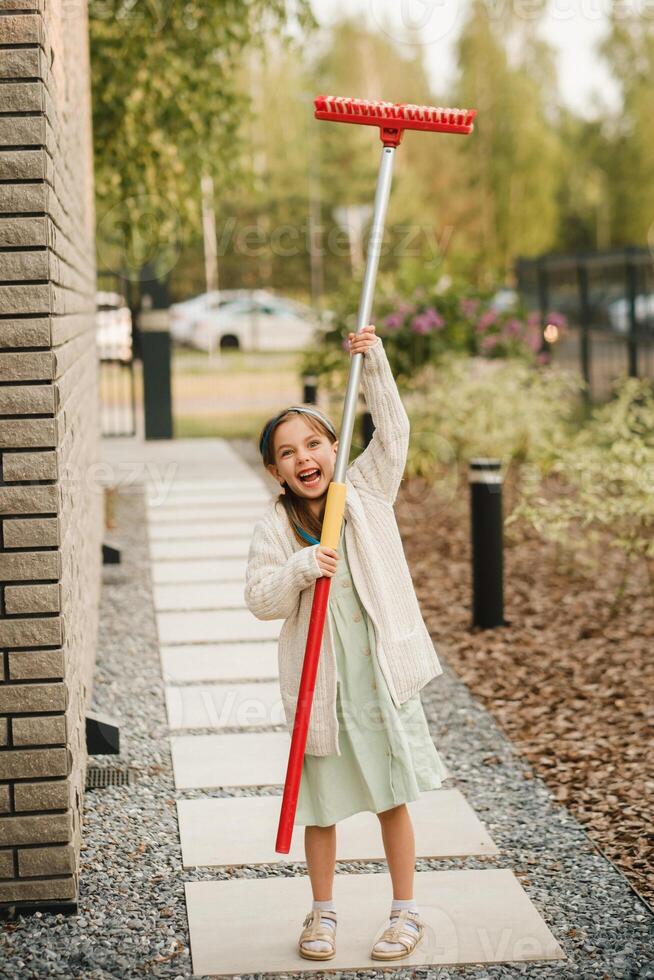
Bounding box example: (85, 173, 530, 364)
(314, 95, 477, 145)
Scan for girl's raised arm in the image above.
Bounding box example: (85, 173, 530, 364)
(244, 520, 322, 621)
(346, 337, 410, 504)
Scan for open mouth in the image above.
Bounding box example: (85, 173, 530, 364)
(297, 468, 321, 487)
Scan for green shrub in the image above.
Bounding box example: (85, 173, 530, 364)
(301, 281, 568, 386)
(506, 375, 654, 611)
(404, 353, 585, 481)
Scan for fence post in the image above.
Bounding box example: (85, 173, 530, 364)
(625, 247, 639, 378)
(140, 309, 174, 439)
(469, 458, 505, 628)
(537, 257, 550, 359)
(302, 374, 318, 404)
(576, 260, 592, 404)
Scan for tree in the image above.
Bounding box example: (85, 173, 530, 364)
(89, 0, 312, 285)
(599, 9, 654, 245)
(453, 0, 563, 280)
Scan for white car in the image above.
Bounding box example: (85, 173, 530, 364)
(169, 289, 247, 345)
(96, 291, 132, 361)
(191, 294, 319, 352)
(607, 294, 654, 334)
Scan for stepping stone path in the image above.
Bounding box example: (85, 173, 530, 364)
(144, 439, 565, 975)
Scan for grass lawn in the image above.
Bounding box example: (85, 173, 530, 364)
(171, 347, 309, 438)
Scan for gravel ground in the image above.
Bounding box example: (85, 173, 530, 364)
(1, 454, 652, 979)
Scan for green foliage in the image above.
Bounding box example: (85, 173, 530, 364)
(454, 1, 563, 278)
(403, 354, 584, 481)
(507, 376, 654, 603)
(300, 278, 569, 388)
(89, 0, 313, 278)
(599, 13, 654, 245)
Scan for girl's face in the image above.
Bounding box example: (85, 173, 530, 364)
(266, 415, 338, 499)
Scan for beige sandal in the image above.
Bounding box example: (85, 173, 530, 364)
(370, 909, 424, 961)
(298, 909, 337, 961)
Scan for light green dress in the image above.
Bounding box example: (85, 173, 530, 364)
(295, 519, 449, 827)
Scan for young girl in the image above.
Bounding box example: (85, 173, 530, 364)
(244, 324, 451, 962)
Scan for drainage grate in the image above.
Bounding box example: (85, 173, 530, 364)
(85, 766, 135, 790)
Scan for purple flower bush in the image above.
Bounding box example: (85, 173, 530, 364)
(308, 282, 568, 386)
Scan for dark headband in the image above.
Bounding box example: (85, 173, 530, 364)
(259, 406, 337, 458)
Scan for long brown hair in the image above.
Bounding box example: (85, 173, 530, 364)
(258, 408, 337, 547)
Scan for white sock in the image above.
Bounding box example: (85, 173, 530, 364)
(374, 898, 420, 953)
(301, 899, 336, 953)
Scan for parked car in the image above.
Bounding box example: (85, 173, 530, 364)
(169, 289, 247, 346)
(96, 291, 132, 361)
(607, 293, 654, 334)
(191, 292, 320, 352)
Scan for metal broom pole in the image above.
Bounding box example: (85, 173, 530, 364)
(275, 97, 476, 854)
(275, 145, 395, 854)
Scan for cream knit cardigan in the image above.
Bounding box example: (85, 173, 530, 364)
(243, 337, 443, 756)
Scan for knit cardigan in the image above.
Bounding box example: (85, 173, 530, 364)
(243, 336, 443, 756)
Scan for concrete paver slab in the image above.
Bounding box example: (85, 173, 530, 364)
(156, 609, 278, 644)
(177, 789, 498, 868)
(165, 681, 284, 730)
(170, 731, 290, 789)
(148, 522, 257, 542)
(154, 582, 247, 611)
(146, 484, 270, 509)
(150, 559, 246, 584)
(185, 869, 565, 975)
(147, 507, 262, 525)
(149, 537, 251, 560)
(160, 642, 278, 683)
(146, 478, 267, 491)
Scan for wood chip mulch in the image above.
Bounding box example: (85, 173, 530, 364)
(397, 473, 654, 910)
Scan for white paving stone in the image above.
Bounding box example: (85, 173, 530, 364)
(146, 478, 267, 491)
(156, 609, 278, 644)
(160, 642, 278, 683)
(147, 522, 257, 542)
(147, 506, 264, 525)
(185, 869, 565, 975)
(150, 559, 246, 584)
(170, 731, 290, 789)
(149, 537, 251, 560)
(177, 789, 498, 868)
(147, 490, 268, 508)
(154, 582, 246, 611)
(165, 682, 285, 730)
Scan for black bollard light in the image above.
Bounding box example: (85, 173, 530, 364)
(140, 309, 173, 440)
(469, 457, 505, 628)
(302, 374, 318, 404)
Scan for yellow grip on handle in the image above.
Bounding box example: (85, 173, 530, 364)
(320, 482, 346, 549)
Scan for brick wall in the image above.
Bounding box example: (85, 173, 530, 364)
(0, 0, 102, 910)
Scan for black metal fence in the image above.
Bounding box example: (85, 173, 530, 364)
(516, 247, 654, 403)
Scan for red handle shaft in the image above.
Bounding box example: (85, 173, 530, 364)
(275, 574, 332, 853)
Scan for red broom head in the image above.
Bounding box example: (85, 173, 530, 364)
(314, 95, 477, 146)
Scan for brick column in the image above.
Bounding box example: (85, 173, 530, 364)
(0, 0, 102, 911)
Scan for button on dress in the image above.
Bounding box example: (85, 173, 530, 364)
(295, 520, 450, 827)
